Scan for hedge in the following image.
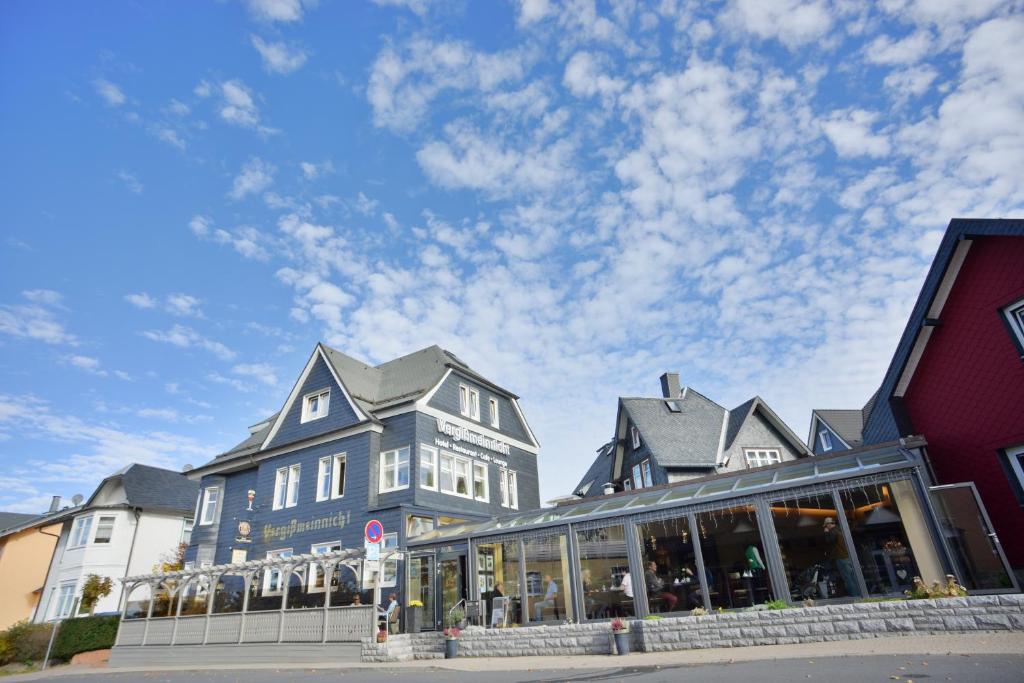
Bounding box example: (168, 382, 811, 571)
(0, 621, 53, 665)
(50, 615, 119, 661)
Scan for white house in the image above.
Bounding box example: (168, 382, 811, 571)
(34, 464, 197, 621)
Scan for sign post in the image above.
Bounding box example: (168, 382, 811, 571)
(363, 520, 384, 617)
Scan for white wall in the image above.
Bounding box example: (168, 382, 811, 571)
(35, 509, 189, 621)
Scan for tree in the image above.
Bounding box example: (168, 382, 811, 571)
(79, 575, 113, 615)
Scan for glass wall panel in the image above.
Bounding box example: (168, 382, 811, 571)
(329, 564, 369, 607)
(638, 515, 702, 613)
(770, 495, 860, 600)
(930, 485, 1014, 591)
(408, 556, 434, 629)
(696, 505, 772, 609)
(523, 533, 573, 623)
(212, 574, 245, 614)
(476, 541, 522, 626)
(179, 576, 210, 615)
(248, 568, 284, 611)
(287, 566, 325, 609)
(840, 480, 944, 595)
(150, 580, 179, 618)
(123, 583, 151, 619)
(576, 525, 635, 620)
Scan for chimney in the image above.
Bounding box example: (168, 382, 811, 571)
(48, 496, 61, 513)
(602, 482, 616, 496)
(660, 372, 680, 399)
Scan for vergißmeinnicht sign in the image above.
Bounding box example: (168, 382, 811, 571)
(262, 510, 351, 544)
(435, 418, 512, 456)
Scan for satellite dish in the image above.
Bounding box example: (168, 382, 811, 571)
(71, 494, 84, 506)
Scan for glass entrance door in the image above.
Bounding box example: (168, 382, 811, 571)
(930, 483, 1018, 592)
(438, 553, 466, 630)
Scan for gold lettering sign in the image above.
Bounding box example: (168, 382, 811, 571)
(261, 510, 351, 544)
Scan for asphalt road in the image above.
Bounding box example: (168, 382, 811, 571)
(22, 654, 1024, 683)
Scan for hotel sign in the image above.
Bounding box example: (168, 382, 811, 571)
(262, 510, 352, 544)
(435, 418, 512, 456)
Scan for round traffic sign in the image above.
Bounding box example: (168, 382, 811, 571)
(365, 519, 384, 544)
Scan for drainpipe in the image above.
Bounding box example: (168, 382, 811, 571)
(119, 509, 143, 612)
(31, 522, 68, 623)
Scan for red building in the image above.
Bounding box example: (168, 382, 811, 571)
(860, 219, 1024, 581)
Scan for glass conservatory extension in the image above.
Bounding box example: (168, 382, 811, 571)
(407, 439, 1018, 629)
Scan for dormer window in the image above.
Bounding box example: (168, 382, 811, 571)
(819, 430, 833, 452)
(301, 389, 330, 423)
(1003, 298, 1024, 354)
(459, 384, 480, 421)
(631, 425, 641, 450)
(489, 397, 499, 428)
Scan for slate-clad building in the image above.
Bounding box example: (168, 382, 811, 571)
(574, 372, 811, 498)
(184, 343, 540, 610)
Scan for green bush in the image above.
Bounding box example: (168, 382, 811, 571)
(50, 615, 120, 661)
(0, 621, 53, 665)
(765, 599, 789, 610)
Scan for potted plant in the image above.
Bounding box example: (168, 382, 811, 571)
(444, 608, 464, 659)
(376, 626, 387, 643)
(611, 618, 630, 655)
(408, 599, 424, 633)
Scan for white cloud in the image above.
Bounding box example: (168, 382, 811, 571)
(372, 0, 430, 15)
(166, 99, 190, 116)
(516, 0, 552, 25)
(153, 127, 186, 150)
(141, 324, 235, 360)
(865, 30, 933, 65)
(116, 171, 143, 194)
(188, 215, 271, 261)
(244, 0, 314, 22)
(721, 0, 835, 49)
(300, 160, 333, 180)
(93, 79, 126, 106)
(165, 293, 204, 318)
(821, 109, 892, 157)
(0, 291, 76, 345)
(218, 79, 276, 134)
(884, 65, 939, 100)
(22, 289, 63, 306)
(251, 35, 308, 74)
(230, 157, 276, 200)
(563, 51, 625, 98)
(67, 355, 107, 376)
(125, 292, 157, 309)
(232, 363, 279, 387)
(189, 215, 211, 237)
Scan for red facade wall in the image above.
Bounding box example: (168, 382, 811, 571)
(903, 236, 1024, 569)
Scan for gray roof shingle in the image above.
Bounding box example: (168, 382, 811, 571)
(573, 441, 616, 496)
(88, 464, 197, 514)
(815, 409, 866, 447)
(622, 391, 726, 469)
(0, 511, 38, 532)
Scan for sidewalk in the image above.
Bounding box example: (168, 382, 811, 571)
(10, 632, 1024, 680)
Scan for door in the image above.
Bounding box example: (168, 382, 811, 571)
(930, 483, 1018, 592)
(437, 553, 466, 630)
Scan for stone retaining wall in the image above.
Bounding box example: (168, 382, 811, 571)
(360, 595, 1024, 662)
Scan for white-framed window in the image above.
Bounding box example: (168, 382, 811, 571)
(641, 459, 653, 488)
(380, 533, 399, 587)
(407, 515, 434, 537)
(274, 464, 301, 510)
(419, 445, 438, 490)
(309, 541, 342, 591)
(93, 515, 116, 544)
(631, 425, 641, 450)
(380, 447, 410, 492)
(623, 477, 633, 491)
(263, 549, 293, 595)
(498, 467, 518, 509)
(489, 397, 499, 429)
(819, 430, 833, 452)
(54, 582, 77, 619)
(181, 518, 194, 545)
(459, 384, 480, 421)
(439, 452, 472, 498)
(199, 487, 219, 526)
(632, 463, 644, 489)
(473, 462, 489, 502)
(68, 516, 93, 548)
(744, 448, 782, 468)
(316, 454, 346, 501)
(1006, 445, 1024, 495)
(301, 388, 330, 423)
(1002, 298, 1024, 351)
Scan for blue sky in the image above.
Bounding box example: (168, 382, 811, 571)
(1, 0, 1022, 513)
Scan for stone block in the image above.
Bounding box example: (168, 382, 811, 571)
(973, 614, 1012, 630)
(998, 594, 1024, 606)
(884, 618, 915, 631)
(785, 623, 811, 637)
(941, 616, 977, 631)
(858, 619, 887, 633)
(833, 621, 861, 634)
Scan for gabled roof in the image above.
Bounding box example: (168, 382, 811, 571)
(0, 508, 80, 540)
(810, 409, 863, 448)
(573, 440, 615, 497)
(863, 218, 1024, 443)
(621, 391, 726, 469)
(725, 397, 812, 457)
(0, 511, 38, 532)
(85, 464, 197, 515)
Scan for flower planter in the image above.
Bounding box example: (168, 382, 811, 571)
(445, 638, 459, 659)
(409, 607, 422, 634)
(613, 631, 630, 655)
